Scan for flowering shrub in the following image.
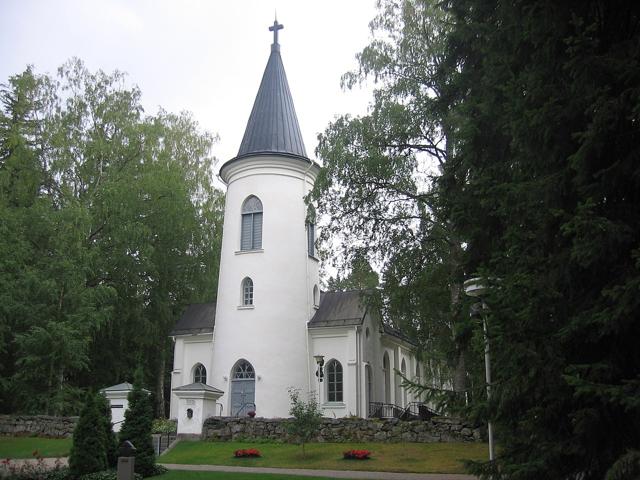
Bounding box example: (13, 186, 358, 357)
(0, 453, 67, 479)
(234, 448, 261, 458)
(343, 449, 372, 460)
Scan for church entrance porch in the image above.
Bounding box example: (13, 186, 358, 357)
(230, 359, 256, 416)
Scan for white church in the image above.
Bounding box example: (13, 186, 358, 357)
(169, 21, 423, 435)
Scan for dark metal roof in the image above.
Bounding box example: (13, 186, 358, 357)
(382, 323, 417, 347)
(100, 382, 133, 393)
(309, 290, 417, 346)
(170, 302, 215, 336)
(236, 40, 307, 159)
(172, 382, 224, 394)
(308, 290, 367, 328)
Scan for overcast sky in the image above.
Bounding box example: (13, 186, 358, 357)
(1, 0, 378, 168)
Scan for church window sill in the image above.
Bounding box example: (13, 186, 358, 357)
(322, 402, 346, 409)
(236, 249, 264, 255)
(308, 254, 319, 262)
(237, 305, 255, 310)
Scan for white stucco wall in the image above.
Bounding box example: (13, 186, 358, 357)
(105, 394, 129, 433)
(211, 155, 320, 418)
(175, 391, 222, 435)
(169, 334, 214, 419)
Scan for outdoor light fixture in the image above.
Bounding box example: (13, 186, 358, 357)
(314, 355, 325, 382)
(463, 276, 494, 462)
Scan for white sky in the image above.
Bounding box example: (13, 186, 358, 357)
(0, 0, 378, 169)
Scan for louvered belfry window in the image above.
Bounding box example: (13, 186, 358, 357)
(241, 196, 263, 250)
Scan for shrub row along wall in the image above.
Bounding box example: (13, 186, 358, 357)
(203, 416, 482, 443)
(0, 415, 78, 438)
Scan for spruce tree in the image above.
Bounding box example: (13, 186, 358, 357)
(95, 392, 118, 468)
(119, 373, 155, 477)
(68, 392, 107, 478)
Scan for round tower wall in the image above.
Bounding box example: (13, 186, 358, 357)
(212, 155, 320, 418)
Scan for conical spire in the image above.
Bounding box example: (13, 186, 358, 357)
(236, 20, 307, 159)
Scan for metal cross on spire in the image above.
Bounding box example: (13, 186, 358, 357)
(269, 18, 284, 45)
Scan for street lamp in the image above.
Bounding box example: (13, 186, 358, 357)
(463, 277, 495, 462)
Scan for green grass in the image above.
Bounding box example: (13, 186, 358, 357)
(160, 441, 488, 474)
(0, 436, 72, 459)
(160, 471, 350, 480)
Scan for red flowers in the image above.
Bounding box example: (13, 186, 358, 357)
(234, 448, 261, 458)
(343, 449, 371, 460)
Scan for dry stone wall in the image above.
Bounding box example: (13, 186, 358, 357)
(202, 416, 481, 443)
(0, 415, 78, 438)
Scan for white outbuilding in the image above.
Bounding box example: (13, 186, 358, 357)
(169, 21, 424, 433)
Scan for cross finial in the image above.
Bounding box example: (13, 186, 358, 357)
(269, 18, 284, 45)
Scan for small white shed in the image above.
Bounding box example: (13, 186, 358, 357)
(101, 382, 140, 433)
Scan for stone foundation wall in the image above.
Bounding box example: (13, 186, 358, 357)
(0, 415, 78, 438)
(203, 416, 481, 443)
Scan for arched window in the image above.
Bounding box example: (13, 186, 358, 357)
(383, 352, 391, 404)
(193, 363, 207, 384)
(242, 277, 254, 306)
(326, 359, 343, 402)
(241, 196, 263, 250)
(233, 360, 255, 379)
(313, 285, 319, 308)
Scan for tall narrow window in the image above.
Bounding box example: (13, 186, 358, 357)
(242, 277, 254, 306)
(326, 359, 343, 402)
(193, 363, 207, 384)
(307, 222, 316, 257)
(241, 196, 263, 250)
(306, 205, 316, 257)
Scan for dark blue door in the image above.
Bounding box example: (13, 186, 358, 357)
(230, 360, 255, 416)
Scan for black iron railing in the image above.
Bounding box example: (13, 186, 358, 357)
(368, 402, 404, 419)
(233, 402, 256, 417)
(368, 401, 440, 420)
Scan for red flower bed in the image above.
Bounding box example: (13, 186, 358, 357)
(234, 448, 261, 458)
(343, 449, 371, 460)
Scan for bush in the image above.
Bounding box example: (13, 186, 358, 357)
(69, 393, 108, 478)
(233, 449, 261, 458)
(78, 471, 142, 480)
(95, 393, 117, 468)
(343, 449, 371, 460)
(0, 456, 67, 480)
(118, 372, 155, 477)
(150, 419, 176, 434)
(606, 450, 640, 480)
(286, 388, 323, 457)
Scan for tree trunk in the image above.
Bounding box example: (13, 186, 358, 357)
(449, 237, 467, 395)
(156, 350, 165, 418)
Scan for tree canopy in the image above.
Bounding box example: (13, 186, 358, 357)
(314, 0, 640, 478)
(0, 59, 224, 416)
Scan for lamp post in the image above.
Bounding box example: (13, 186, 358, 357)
(463, 277, 495, 462)
(313, 354, 324, 404)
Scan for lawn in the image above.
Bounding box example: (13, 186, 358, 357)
(160, 441, 488, 474)
(160, 471, 348, 480)
(0, 436, 72, 459)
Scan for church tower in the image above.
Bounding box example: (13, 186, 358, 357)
(210, 20, 321, 418)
